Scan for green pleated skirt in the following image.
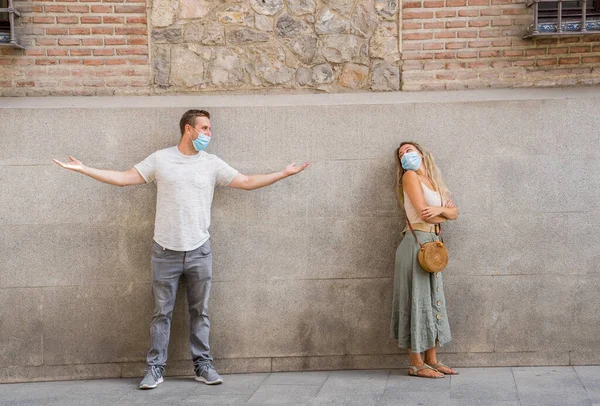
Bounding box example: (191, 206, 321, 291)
(390, 230, 452, 353)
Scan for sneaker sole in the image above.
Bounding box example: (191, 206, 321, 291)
(139, 376, 164, 389)
(194, 376, 223, 385)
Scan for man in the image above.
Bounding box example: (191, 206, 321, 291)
(53, 109, 310, 389)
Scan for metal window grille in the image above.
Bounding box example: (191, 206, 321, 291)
(0, 0, 23, 49)
(525, 0, 600, 37)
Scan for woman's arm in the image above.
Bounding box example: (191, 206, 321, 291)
(403, 171, 446, 224)
(421, 199, 459, 221)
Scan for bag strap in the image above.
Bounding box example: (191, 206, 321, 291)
(406, 215, 424, 248)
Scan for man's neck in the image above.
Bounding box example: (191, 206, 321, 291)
(178, 138, 198, 156)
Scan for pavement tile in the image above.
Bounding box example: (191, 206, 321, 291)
(513, 366, 591, 406)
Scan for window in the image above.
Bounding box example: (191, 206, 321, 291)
(525, 0, 600, 37)
(0, 0, 23, 49)
(538, 0, 600, 18)
(0, 0, 9, 32)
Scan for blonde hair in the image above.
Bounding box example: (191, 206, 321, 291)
(395, 141, 450, 207)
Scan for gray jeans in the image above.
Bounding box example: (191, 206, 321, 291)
(146, 240, 213, 368)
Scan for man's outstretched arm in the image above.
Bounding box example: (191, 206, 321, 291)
(227, 161, 310, 191)
(53, 156, 146, 187)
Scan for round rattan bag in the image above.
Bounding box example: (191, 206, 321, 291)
(417, 241, 448, 273)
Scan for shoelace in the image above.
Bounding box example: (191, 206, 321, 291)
(195, 363, 215, 376)
(147, 365, 163, 381)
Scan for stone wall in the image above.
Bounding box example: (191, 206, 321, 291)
(150, 0, 401, 92)
(3, 0, 600, 95)
(2, 88, 600, 383)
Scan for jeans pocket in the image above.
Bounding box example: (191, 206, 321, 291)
(198, 240, 212, 256)
(153, 242, 167, 259)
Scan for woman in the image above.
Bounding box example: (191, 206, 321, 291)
(390, 142, 459, 379)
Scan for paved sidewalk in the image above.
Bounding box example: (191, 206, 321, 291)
(1, 367, 599, 405)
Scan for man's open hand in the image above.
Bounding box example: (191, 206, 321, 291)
(283, 161, 310, 177)
(53, 156, 85, 173)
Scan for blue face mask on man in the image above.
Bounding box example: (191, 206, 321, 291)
(189, 126, 211, 152)
(401, 151, 422, 171)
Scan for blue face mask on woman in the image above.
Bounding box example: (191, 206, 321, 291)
(190, 127, 211, 152)
(401, 151, 422, 171)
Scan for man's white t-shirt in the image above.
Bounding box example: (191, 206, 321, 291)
(134, 146, 238, 251)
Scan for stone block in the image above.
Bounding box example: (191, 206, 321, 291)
(251, 0, 284, 15)
(151, 0, 178, 27)
(272, 356, 344, 371)
(207, 48, 245, 88)
(444, 275, 600, 354)
(443, 210, 600, 277)
(0, 109, 110, 166)
(210, 216, 309, 282)
(226, 28, 271, 45)
(435, 155, 493, 216)
(493, 154, 600, 214)
(0, 289, 43, 367)
(0, 363, 120, 383)
(100, 108, 175, 166)
(213, 358, 272, 374)
(342, 279, 399, 355)
(271, 354, 408, 371)
(437, 351, 570, 367)
(117, 183, 157, 228)
(169, 46, 206, 88)
(408, 100, 561, 159)
(322, 35, 364, 64)
(209, 280, 349, 358)
(220, 160, 309, 217)
(0, 165, 123, 226)
(371, 61, 400, 91)
(306, 217, 400, 279)
(264, 106, 311, 162)
(287, 0, 316, 15)
(244, 45, 295, 86)
(305, 159, 399, 218)
(571, 351, 600, 366)
(0, 224, 152, 288)
(292, 104, 411, 162)
(339, 63, 369, 89)
(561, 98, 600, 155)
(206, 107, 267, 163)
(179, 0, 213, 19)
(42, 285, 153, 365)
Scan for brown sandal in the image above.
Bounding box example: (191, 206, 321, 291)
(408, 364, 445, 379)
(429, 362, 459, 375)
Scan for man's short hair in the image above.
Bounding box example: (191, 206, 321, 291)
(180, 109, 210, 136)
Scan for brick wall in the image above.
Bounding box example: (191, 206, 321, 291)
(401, 0, 600, 90)
(0, 0, 151, 96)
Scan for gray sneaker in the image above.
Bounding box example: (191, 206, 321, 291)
(139, 365, 164, 389)
(194, 363, 223, 385)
